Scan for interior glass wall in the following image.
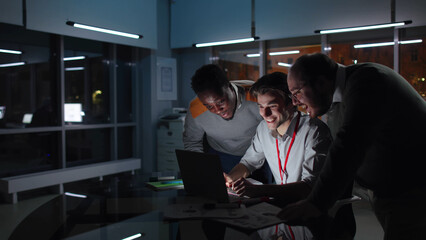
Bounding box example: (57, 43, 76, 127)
(399, 26, 426, 99)
(213, 41, 261, 81)
(327, 28, 395, 67)
(64, 37, 110, 125)
(266, 36, 321, 75)
(0, 23, 139, 178)
(0, 23, 58, 129)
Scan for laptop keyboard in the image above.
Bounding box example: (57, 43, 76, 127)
(227, 188, 249, 202)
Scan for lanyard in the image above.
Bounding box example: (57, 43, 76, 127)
(274, 112, 300, 239)
(275, 112, 301, 185)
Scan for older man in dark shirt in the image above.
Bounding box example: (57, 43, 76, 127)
(279, 53, 426, 240)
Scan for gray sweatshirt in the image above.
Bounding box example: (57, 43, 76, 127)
(183, 81, 263, 156)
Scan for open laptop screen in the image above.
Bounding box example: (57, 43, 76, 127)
(175, 149, 230, 203)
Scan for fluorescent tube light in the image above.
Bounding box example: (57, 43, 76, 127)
(0, 62, 25, 67)
(315, 20, 412, 34)
(278, 62, 292, 68)
(65, 192, 87, 198)
(122, 233, 142, 240)
(194, 37, 258, 48)
(66, 21, 142, 39)
(0, 49, 22, 54)
(246, 53, 261, 58)
(354, 39, 422, 48)
(269, 50, 300, 56)
(245, 50, 300, 58)
(65, 67, 85, 71)
(400, 39, 423, 44)
(64, 56, 86, 61)
(354, 42, 394, 48)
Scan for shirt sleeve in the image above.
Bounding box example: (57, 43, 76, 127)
(239, 123, 266, 173)
(300, 119, 332, 187)
(182, 109, 205, 152)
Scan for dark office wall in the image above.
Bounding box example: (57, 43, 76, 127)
(171, 0, 426, 49)
(25, 0, 157, 49)
(0, 1, 22, 26)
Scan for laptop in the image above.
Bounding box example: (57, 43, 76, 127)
(175, 149, 247, 203)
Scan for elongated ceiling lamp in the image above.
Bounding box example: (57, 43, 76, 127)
(354, 39, 423, 48)
(278, 62, 292, 68)
(0, 62, 25, 67)
(194, 37, 258, 48)
(315, 20, 412, 34)
(245, 50, 300, 58)
(64, 56, 86, 61)
(0, 49, 22, 54)
(66, 21, 143, 39)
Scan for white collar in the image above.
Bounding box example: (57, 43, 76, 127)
(332, 64, 346, 104)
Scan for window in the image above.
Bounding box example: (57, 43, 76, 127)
(266, 36, 321, 74)
(213, 41, 261, 81)
(0, 23, 139, 178)
(327, 28, 394, 67)
(64, 37, 110, 124)
(0, 23, 58, 129)
(399, 26, 426, 99)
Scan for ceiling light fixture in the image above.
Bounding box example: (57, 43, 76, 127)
(64, 192, 87, 198)
(278, 62, 292, 68)
(65, 67, 85, 71)
(194, 37, 258, 48)
(354, 39, 422, 48)
(245, 53, 261, 58)
(122, 233, 142, 240)
(66, 21, 142, 39)
(269, 50, 300, 56)
(64, 56, 86, 61)
(315, 20, 412, 34)
(0, 62, 25, 67)
(245, 50, 300, 58)
(0, 49, 22, 54)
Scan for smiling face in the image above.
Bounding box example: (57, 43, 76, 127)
(257, 91, 292, 131)
(287, 72, 331, 118)
(197, 86, 236, 120)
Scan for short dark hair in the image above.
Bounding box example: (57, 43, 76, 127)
(251, 72, 295, 108)
(191, 64, 229, 95)
(250, 72, 289, 98)
(290, 53, 338, 86)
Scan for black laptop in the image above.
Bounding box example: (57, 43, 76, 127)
(175, 149, 246, 203)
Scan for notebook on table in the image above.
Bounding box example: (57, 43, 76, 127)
(175, 149, 249, 203)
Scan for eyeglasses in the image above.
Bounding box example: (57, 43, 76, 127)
(288, 85, 305, 101)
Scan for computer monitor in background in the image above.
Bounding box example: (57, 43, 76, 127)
(22, 113, 33, 124)
(64, 103, 83, 123)
(0, 106, 5, 119)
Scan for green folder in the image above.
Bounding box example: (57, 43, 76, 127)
(146, 179, 184, 190)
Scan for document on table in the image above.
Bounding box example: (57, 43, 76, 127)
(214, 202, 284, 230)
(163, 203, 248, 219)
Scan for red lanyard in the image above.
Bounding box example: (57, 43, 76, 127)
(274, 112, 300, 239)
(275, 112, 301, 185)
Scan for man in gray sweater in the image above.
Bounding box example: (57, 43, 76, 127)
(183, 64, 271, 183)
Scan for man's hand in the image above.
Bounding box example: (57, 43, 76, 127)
(223, 172, 234, 188)
(232, 177, 262, 197)
(276, 199, 322, 225)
